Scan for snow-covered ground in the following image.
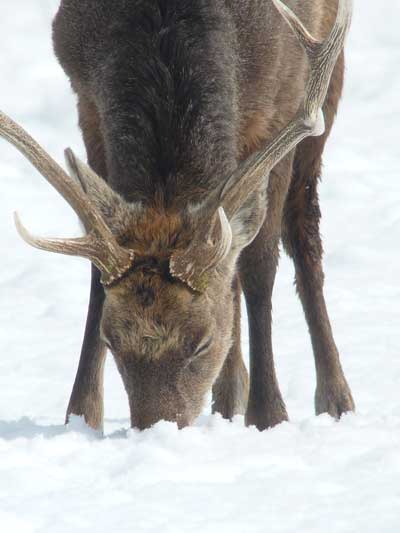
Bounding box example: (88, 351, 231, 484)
(1, 1, 399, 531)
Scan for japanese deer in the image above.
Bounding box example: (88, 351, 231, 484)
(0, 0, 354, 431)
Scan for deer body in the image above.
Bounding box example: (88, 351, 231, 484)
(0, 0, 354, 431)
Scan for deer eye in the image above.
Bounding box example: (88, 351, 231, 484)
(193, 336, 213, 358)
(184, 337, 213, 371)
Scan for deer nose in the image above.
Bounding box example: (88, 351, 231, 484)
(132, 411, 188, 431)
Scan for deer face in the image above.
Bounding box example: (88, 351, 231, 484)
(93, 199, 243, 429)
(100, 255, 235, 429)
(80, 167, 269, 428)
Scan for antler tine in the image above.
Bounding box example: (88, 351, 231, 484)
(0, 111, 108, 236)
(271, 0, 320, 52)
(273, 0, 353, 121)
(215, 0, 352, 220)
(0, 111, 135, 285)
(170, 207, 232, 292)
(14, 213, 134, 284)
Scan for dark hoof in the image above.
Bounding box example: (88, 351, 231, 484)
(315, 378, 355, 419)
(245, 398, 289, 431)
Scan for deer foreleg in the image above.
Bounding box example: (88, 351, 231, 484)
(66, 265, 106, 430)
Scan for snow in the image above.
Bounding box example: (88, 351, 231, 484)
(1, 1, 400, 531)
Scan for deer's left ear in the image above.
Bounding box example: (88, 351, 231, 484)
(229, 188, 267, 253)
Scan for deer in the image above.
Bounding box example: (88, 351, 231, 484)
(0, 0, 355, 432)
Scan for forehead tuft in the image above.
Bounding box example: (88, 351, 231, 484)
(122, 207, 192, 257)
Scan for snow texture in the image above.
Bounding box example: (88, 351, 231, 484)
(1, 1, 399, 531)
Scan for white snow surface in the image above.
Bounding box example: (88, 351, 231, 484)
(1, 1, 400, 532)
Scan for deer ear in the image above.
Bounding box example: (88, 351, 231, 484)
(229, 189, 267, 252)
(65, 148, 119, 201)
(64, 148, 136, 226)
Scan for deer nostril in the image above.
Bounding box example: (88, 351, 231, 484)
(176, 414, 190, 429)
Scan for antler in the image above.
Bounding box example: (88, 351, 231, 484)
(170, 207, 232, 292)
(218, 0, 352, 219)
(0, 111, 135, 286)
(170, 0, 352, 290)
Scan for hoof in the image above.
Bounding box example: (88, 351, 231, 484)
(315, 377, 355, 419)
(245, 397, 288, 431)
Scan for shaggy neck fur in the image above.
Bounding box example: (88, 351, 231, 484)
(54, 0, 240, 205)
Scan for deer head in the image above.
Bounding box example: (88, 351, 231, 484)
(1, 0, 352, 429)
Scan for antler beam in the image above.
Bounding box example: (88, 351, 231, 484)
(218, 0, 352, 219)
(0, 112, 135, 285)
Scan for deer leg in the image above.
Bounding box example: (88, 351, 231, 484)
(239, 157, 294, 430)
(66, 265, 107, 430)
(212, 276, 249, 419)
(282, 150, 354, 418)
(66, 95, 109, 430)
(282, 53, 355, 418)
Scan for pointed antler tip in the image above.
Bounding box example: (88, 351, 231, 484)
(13, 210, 23, 230)
(271, 0, 287, 15)
(13, 211, 32, 245)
